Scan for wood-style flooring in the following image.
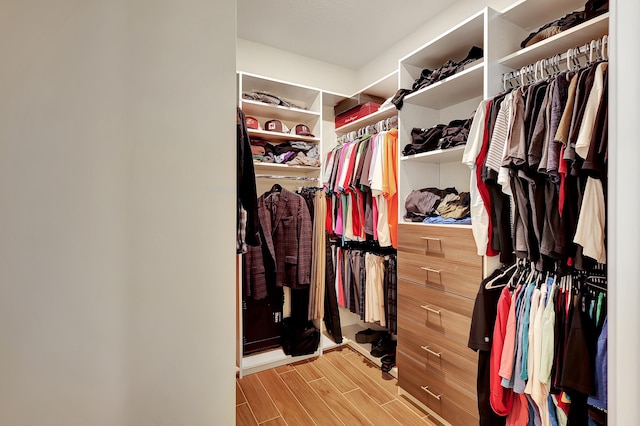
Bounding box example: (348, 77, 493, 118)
(236, 346, 442, 426)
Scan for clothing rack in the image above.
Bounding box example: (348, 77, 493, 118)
(502, 35, 609, 90)
(337, 115, 398, 145)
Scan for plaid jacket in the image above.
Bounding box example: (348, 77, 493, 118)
(244, 187, 313, 299)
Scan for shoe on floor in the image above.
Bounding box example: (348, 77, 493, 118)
(381, 354, 396, 373)
(370, 334, 396, 358)
(355, 328, 386, 344)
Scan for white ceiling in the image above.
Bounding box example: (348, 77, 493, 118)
(237, 0, 458, 70)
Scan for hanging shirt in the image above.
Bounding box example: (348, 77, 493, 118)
(463, 99, 491, 256)
(573, 177, 607, 263)
(382, 129, 399, 248)
(575, 62, 608, 159)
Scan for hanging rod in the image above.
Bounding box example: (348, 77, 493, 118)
(502, 34, 609, 90)
(255, 174, 319, 181)
(337, 115, 398, 145)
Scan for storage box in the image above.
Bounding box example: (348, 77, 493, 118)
(334, 93, 386, 116)
(335, 102, 381, 129)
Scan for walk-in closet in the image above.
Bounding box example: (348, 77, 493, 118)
(3, 0, 638, 425)
(236, 0, 628, 425)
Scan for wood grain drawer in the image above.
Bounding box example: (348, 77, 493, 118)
(397, 350, 478, 425)
(397, 250, 481, 299)
(396, 283, 472, 344)
(398, 278, 474, 318)
(397, 315, 477, 394)
(398, 223, 479, 258)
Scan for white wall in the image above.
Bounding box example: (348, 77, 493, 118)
(0, 0, 236, 425)
(237, 38, 357, 95)
(609, 0, 640, 423)
(356, 0, 515, 89)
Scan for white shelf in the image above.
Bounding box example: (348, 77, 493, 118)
(248, 128, 319, 143)
(500, 0, 588, 32)
(241, 72, 321, 110)
(321, 331, 345, 352)
(241, 347, 321, 376)
(355, 70, 399, 100)
(241, 99, 320, 123)
(335, 106, 398, 135)
(253, 162, 320, 173)
(403, 63, 484, 110)
(499, 13, 609, 70)
(400, 145, 466, 164)
(399, 220, 473, 230)
(400, 10, 484, 69)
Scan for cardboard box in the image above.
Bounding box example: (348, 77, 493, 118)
(334, 94, 386, 116)
(335, 102, 381, 129)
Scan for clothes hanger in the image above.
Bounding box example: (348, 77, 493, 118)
(485, 261, 518, 289)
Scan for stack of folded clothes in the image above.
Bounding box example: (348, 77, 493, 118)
(402, 114, 473, 156)
(242, 90, 306, 110)
(391, 46, 483, 110)
(520, 0, 608, 48)
(404, 187, 471, 224)
(251, 140, 320, 167)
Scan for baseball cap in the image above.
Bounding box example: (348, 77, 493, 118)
(264, 119, 290, 133)
(245, 116, 261, 130)
(291, 124, 315, 137)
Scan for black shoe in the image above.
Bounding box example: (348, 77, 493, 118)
(381, 354, 396, 373)
(370, 334, 396, 358)
(355, 328, 386, 344)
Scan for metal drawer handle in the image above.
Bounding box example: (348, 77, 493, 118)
(420, 266, 442, 284)
(420, 345, 442, 358)
(420, 236, 443, 253)
(420, 385, 442, 400)
(420, 305, 442, 315)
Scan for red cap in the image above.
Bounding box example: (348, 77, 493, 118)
(291, 124, 315, 137)
(245, 116, 261, 130)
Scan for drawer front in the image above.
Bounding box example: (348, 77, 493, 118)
(397, 250, 481, 299)
(396, 285, 472, 344)
(397, 315, 477, 393)
(397, 350, 478, 425)
(398, 278, 474, 319)
(398, 223, 479, 258)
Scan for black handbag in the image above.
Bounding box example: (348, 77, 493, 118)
(281, 317, 320, 356)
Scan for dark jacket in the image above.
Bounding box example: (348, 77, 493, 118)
(244, 187, 313, 299)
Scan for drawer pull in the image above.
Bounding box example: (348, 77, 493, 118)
(420, 305, 442, 315)
(420, 385, 442, 400)
(420, 236, 443, 253)
(420, 266, 442, 284)
(420, 345, 442, 357)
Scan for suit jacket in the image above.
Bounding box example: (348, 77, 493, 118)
(244, 187, 313, 299)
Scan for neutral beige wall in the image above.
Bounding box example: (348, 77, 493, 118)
(356, 0, 516, 89)
(0, 0, 236, 425)
(237, 38, 357, 95)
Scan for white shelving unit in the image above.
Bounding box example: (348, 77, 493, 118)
(392, 2, 609, 424)
(237, 72, 328, 378)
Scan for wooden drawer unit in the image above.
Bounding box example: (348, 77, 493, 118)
(397, 350, 478, 425)
(398, 224, 479, 258)
(397, 280, 472, 344)
(397, 248, 481, 299)
(398, 278, 474, 318)
(397, 315, 477, 393)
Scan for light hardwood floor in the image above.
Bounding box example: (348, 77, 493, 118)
(236, 346, 442, 426)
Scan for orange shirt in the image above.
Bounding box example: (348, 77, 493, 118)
(382, 129, 398, 248)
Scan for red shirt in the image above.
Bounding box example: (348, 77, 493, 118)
(490, 285, 514, 416)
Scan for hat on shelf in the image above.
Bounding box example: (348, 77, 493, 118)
(290, 123, 315, 137)
(245, 115, 261, 130)
(264, 119, 290, 133)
